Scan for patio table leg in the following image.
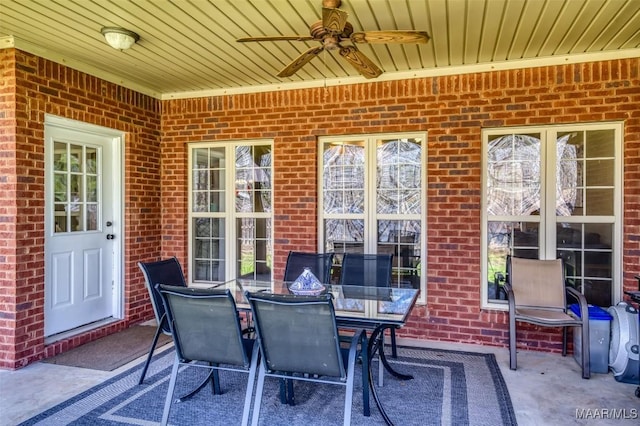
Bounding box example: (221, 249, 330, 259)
(367, 325, 414, 426)
(176, 368, 218, 402)
(371, 325, 413, 381)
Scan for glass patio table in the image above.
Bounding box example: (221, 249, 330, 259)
(218, 278, 420, 426)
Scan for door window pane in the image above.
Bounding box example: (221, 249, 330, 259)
(87, 204, 98, 231)
(52, 142, 100, 234)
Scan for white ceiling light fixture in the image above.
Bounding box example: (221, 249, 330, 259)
(101, 27, 139, 50)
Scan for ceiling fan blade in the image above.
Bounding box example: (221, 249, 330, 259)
(339, 45, 382, 79)
(277, 46, 324, 77)
(237, 35, 315, 42)
(322, 7, 349, 33)
(351, 31, 430, 44)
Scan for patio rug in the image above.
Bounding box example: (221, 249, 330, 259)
(21, 345, 516, 425)
(42, 325, 172, 371)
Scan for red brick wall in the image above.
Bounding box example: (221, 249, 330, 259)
(0, 49, 161, 369)
(0, 49, 20, 369)
(1, 50, 638, 369)
(162, 58, 640, 352)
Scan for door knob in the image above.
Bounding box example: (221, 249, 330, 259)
(106, 234, 115, 240)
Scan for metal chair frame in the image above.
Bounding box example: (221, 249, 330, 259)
(246, 291, 369, 426)
(137, 257, 187, 384)
(504, 256, 591, 379)
(283, 251, 335, 284)
(158, 284, 259, 426)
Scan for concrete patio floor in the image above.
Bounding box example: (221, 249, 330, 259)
(1, 338, 638, 425)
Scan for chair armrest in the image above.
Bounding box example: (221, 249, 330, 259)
(503, 281, 515, 312)
(566, 287, 589, 320)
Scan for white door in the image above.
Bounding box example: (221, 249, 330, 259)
(44, 117, 122, 337)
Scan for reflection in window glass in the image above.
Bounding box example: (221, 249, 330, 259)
(376, 139, 422, 214)
(323, 142, 365, 214)
(483, 125, 620, 307)
(235, 145, 272, 213)
(192, 147, 225, 213)
(190, 142, 273, 284)
(378, 219, 421, 289)
(236, 217, 271, 281)
(193, 217, 225, 282)
(486, 134, 542, 216)
(321, 134, 425, 293)
(487, 222, 540, 300)
(87, 205, 98, 231)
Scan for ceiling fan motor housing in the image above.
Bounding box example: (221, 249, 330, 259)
(323, 0, 342, 8)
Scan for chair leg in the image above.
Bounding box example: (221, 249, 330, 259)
(278, 379, 287, 404)
(562, 327, 568, 356)
(509, 314, 517, 370)
(343, 338, 358, 426)
(251, 363, 267, 426)
(138, 323, 163, 385)
(580, 323, 591, 379)
(211, 367, 221, 395)
(241, 343, 260, 426)
(278, 376, 294, 405)
(161, 355, 180, 426)
(286, 378, 295, 405)
(177, 369, 215, 402)
(360, 332, 370, 417)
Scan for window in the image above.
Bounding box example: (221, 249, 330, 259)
(189, 141, 273, 285)
(52, 142, 99, 232)
(319, 133, 426, 303)
(481, 123, 623, 308)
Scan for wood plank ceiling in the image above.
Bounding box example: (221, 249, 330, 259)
(1, 0, 639, 99)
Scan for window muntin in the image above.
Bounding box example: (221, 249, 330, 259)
(320, 133, 426, 303)
(189, 141, 273, 285)
(482, 124, 622, 308)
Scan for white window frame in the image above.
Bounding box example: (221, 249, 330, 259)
(188, 139, 273, 286)
(318, 132, 427, 305)
(480, 122, 623, 310)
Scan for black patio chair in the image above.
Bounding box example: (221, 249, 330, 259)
(283, 251, 335, 284)
(245, 291, 369, 426)
(137, 257, 187, 384)
(158, 284, 259, 426)
(339, 253, 398, 357)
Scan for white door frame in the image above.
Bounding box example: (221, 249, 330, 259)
(44, 114, 124, 338)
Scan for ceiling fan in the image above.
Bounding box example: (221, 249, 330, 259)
(237, 0, 429, 79)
